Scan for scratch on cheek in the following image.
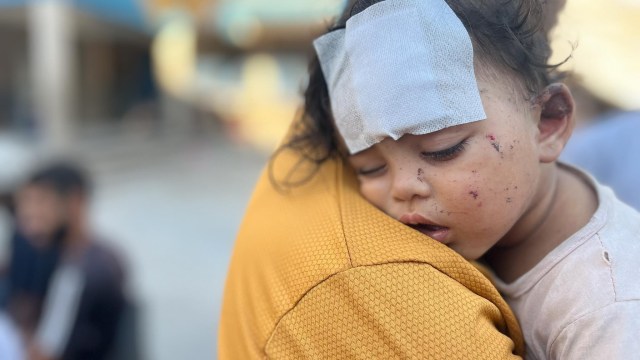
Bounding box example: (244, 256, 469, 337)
(486, 134, 503, 156)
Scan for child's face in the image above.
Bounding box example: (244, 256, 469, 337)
(348, 78, 544, 260)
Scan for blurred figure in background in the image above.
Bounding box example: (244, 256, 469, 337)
(561, 110, 640, 211)
(3, 162, 127, 360)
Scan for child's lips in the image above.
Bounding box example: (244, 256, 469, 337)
(410, 224, 450, 243)
(399, 214, 450, 243)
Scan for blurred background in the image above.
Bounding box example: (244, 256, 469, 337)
(0, 0, 638, 359)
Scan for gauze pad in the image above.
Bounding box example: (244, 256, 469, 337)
(313, 0, 486, 154)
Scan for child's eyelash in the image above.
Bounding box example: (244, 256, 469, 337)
(357, 164, 385, 176)
(421, 139, 469, 161)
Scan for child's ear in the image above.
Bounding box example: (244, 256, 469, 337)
(535, 83, 575, 163)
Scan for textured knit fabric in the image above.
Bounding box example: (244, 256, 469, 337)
(492, 166, 640, 360)
(218, 146, 525, 359)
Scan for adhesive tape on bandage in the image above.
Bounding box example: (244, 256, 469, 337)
(313, 0, 486, 154)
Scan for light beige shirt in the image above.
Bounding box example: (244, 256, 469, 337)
(493, 170, 640, 360)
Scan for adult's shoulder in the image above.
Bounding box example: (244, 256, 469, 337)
(79, 240, 126, 287)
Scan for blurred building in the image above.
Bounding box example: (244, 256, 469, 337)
(0, 0, 156, 151)
(0, 0, 346, 153)
(148, 0, 346, 151)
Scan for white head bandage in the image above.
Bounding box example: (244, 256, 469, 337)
(313, 0, 486, 154)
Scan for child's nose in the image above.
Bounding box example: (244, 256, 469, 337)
(390, 167, 431, 202)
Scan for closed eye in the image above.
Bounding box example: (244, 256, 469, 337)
(356, 164, 386, 177)
(421, 139, 468, 162)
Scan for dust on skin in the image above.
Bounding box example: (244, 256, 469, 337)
(478, 134, 521, 207)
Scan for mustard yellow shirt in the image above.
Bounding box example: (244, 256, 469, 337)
(219, 148, 524, 359)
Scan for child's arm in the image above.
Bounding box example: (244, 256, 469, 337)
(550, 301, 640, 359)
(266, 263, 522, 359)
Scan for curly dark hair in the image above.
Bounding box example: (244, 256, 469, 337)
(273, 0, 566, 189)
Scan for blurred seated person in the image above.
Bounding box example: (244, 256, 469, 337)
(561, 110, 640, 211)
(5, 162, 126, 360)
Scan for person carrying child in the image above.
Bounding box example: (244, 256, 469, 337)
(220, 0, 640, 358)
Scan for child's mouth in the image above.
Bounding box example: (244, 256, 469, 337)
(409, 224, 450, 243)
(399, 214, 450, 243)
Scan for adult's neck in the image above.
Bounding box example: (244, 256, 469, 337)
(62, 216, 90, 259)
(486, 163, 598, 283)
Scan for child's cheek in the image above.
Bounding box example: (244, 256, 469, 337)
(477, 135, 529, 205)
(359, 179, 391, 213)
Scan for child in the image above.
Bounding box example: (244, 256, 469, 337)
(287, 0, 640, 358)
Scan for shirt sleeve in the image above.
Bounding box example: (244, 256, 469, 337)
(266, 262, 522, 359)
(550, 301, 640, 359)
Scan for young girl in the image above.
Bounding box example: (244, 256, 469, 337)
(287, 0, 640, 358)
